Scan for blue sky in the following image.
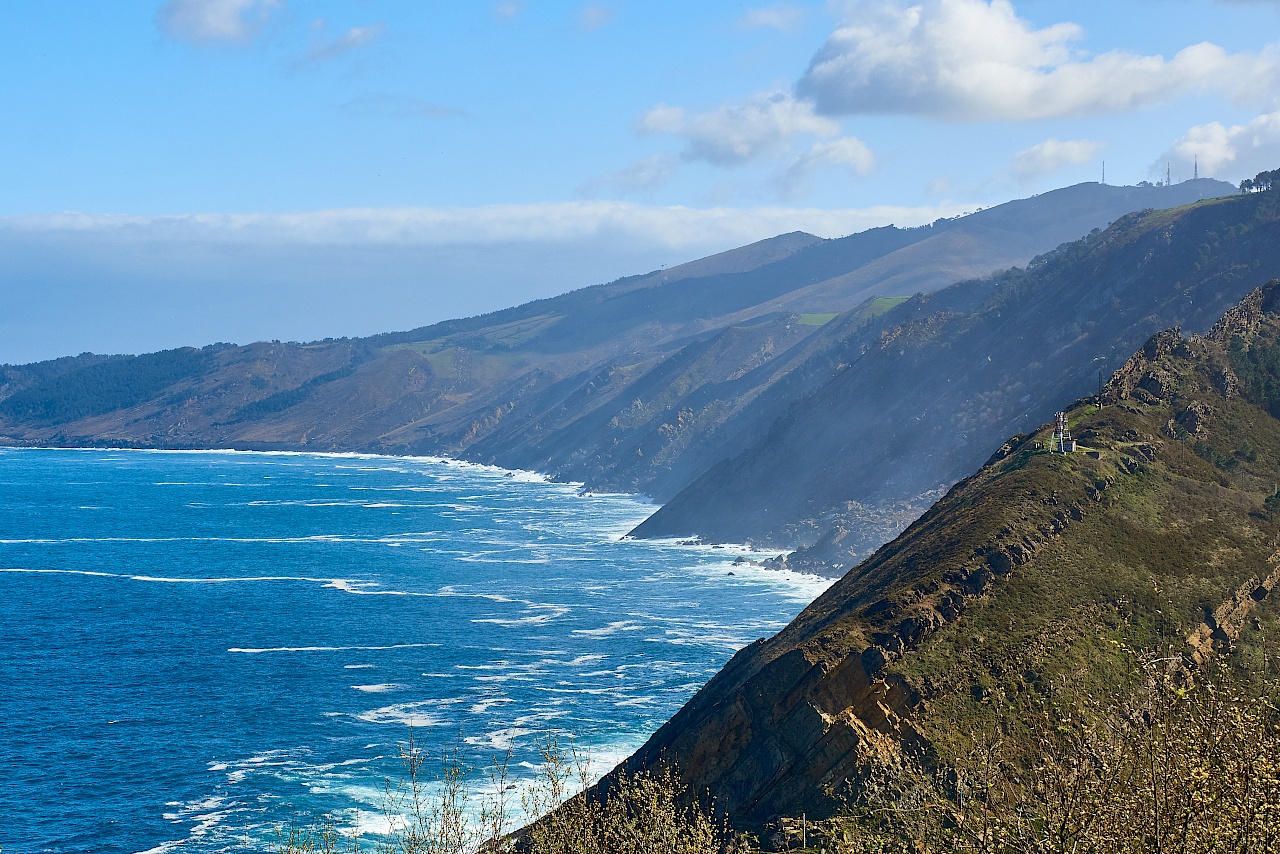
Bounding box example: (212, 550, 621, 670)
(3, 0, 1280, 362)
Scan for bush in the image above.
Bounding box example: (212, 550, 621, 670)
(829, 659, 1280, 854)
(275, 734, 727, 854)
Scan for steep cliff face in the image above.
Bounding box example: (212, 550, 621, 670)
(611, 282, 1280, 832)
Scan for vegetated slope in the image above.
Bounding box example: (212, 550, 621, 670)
(634, 186, 1280, 568)
(0, 181, 1230, 509)
(609, 282, 1280, 835)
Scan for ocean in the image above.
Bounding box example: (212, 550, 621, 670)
(0, 448, 831, 853)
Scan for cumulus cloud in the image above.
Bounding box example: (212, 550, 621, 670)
(156, 0, 281, 45)
(579, 4, 615, 31)
(298, 24, 384, 65)
(797, 0, 1280, 121)
(739, 4, 805, 31)
(1161, 111, 1280, 180)
(1009, 138, 1105, 184)
(638, 92, 839, 166)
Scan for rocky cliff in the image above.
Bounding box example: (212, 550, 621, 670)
(608, 282, 1280, 836)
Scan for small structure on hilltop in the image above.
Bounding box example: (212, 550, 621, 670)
(1051, 411, 1076, 453)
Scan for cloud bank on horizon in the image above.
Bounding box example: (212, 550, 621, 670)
(1, 0, 1278, 362)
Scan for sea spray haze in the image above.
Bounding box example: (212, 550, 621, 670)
(0, 448, 831, 853)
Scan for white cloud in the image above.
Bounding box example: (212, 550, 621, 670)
(638, 92, 839, 166)
(797, 0, 1280, 121)
(579, 154, 682, 196)
(1009, 138, 1105, 184)
(493, 2, 522, 20)
(739, 5, 805, 32)
(155, 0, 281, 45)
(299, 24, 384, 65)
(579, 5, 615, 31)
(783, 138, 876, 196)
(1161, 111, 1280, 180)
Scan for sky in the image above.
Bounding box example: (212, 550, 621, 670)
(3, 0, 1280, 363)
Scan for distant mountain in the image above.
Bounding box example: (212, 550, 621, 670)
(0, 181, 1235, 527)
(634, 185, 1280, 570)
(604, 281, 1280, 832)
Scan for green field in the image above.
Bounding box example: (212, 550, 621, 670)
(797, 313, 838, 326)
(861, 296, 910, 319)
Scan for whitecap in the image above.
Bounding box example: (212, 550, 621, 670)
(571, 620, 643, 638)
(351, 683, 404, 693)
(353, 701, 450, 727)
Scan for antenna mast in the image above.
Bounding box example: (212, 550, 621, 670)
(1167, 162, 1172, 186)
(1194, 156, 1199, 180)
(1051, 412, 1076, 454)
(1102, 161, 1106, 185)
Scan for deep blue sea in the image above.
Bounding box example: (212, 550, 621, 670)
(0, 448, 830, 853)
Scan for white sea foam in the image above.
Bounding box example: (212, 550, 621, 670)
(469, 696, 515, 715)
(464, 726, 534, 750)
(571, 620, 643, 638)
(351, 683, 404, 693)
(344, 663, 376, 669)
(471, 603, 571, 626)
(353, 701, 450, 727)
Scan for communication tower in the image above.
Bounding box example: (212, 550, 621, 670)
(1051, 411, 1076, 453)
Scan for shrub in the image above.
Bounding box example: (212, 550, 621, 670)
(276, 734, 727, 854)
(829, 659, 1280, 854)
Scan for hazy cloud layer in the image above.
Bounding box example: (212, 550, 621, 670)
(1162, 110, 1280, 178)
(156, 0, 282, 45)
(1010, 138, 1106, 184)
(3, 201, 962, 250)
(798, 0, 1280, 121)
(638, 92, 839, 165)
(0, 201, 966, 363)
